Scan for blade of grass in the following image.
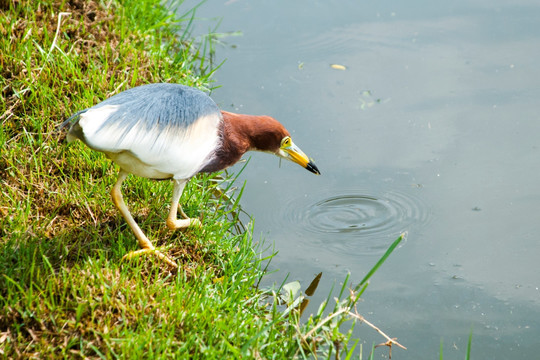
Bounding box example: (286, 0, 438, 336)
(355, 232, 405, 291)
(465, 330, 473, 360)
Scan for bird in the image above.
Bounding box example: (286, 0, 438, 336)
(61, 83, 320, 268)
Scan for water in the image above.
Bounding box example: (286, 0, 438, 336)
(180, 0, 540, 358)
(280, 187, 430, 256)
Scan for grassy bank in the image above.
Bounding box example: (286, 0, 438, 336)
(1, 0, 407, 358)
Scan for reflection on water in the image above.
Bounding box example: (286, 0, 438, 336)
(282, 189, 429, 255)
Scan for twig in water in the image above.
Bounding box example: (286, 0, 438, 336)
(346, 292, 406, 359)
(348, 308, 407, 350)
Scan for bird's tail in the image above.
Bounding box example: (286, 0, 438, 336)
(57, 109, 87, 132)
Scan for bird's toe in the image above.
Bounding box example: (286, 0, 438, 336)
(166, 217, 201, 230)
(122, 248, 178, 269)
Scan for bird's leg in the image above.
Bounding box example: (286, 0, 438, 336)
(166, 179, 201, 229)
(111, 170, 177, 268)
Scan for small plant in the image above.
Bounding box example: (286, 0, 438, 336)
(271, 234, 407, 359)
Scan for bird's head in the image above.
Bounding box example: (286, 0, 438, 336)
(221, 111, 320, 175)
(250, 115, 320, 175)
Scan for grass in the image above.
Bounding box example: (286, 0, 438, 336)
(0, 0, 444, 358)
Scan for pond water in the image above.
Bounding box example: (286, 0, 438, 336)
(181, 0, 540, 358)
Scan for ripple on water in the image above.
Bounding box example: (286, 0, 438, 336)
(282, 189, 431, 256)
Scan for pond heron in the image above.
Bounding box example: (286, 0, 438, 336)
(61, 83, 320, 268)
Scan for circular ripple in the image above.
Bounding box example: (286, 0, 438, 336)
(307, 195, 394, 235)
(282, 189, 431, 256)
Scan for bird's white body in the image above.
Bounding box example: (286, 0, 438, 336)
(65, 84, 222, 180)
(73, 105, 221, 179)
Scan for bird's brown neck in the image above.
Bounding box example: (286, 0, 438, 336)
(221, 110, 288, 152)
(198, 111, 288, 174)
(221, 111, 259, 155)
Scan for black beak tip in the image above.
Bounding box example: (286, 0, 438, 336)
(306, 161, 321, 175)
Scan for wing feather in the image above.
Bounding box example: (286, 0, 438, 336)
(69, 84, 222, 179)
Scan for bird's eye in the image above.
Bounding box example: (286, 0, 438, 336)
(280, 136, 291, 148)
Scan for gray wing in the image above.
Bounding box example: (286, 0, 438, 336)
(94, 83, 219, 130)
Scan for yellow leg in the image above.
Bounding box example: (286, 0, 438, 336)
(111, 170, 178, 269)
(165, 179, 201, 230)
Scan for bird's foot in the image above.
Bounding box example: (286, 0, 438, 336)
(166, 217, 202, 230)
(122, 247, 178, 269)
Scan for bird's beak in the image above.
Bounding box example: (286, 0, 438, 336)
(280, 139, 321, 175)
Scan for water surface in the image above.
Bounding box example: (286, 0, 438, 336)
(182, 1, 540, 358)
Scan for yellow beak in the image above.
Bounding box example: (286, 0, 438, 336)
(281, 140, 320, 175)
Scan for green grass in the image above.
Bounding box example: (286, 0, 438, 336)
(0, 0, 437, 358)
